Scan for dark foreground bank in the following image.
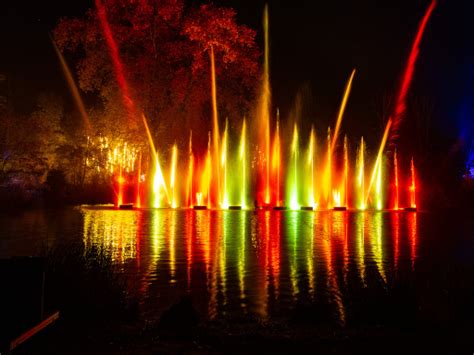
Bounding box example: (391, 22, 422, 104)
(4, 242, 474, 354)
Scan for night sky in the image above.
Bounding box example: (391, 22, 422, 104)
(1, 0, 474, 148)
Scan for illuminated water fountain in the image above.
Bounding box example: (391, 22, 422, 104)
(62, 1, 436, 212)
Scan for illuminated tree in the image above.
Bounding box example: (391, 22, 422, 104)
(54, 0, 259, 151)
(0, 94, 66, 187)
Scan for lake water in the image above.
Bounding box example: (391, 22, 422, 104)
(1, 207, 474, 329)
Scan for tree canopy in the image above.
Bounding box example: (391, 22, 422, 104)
(54, 0, 260, 151)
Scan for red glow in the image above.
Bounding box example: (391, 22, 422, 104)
(95, 0, 136, 123)
(255, 211, 270, 317)
(186, 133, 194, 207)
(392, 212, 400, 271)
(394, 150, 399, 210)
(135, 153, 142, 208)
(116, 167, 124, 206)
(390, 0, 436, 145)
(271, 118, 282, 206)
(408, 212, 417, 270)
(185, 210, 194, 290)
(269, 212, 281, 294)
(410, 157, 417, 208)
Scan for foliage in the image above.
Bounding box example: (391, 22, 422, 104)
(54, 0, 260, 151)
(0, 93, 66, 187)
(0, 1, 259, 204)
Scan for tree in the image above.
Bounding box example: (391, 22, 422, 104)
(30, 93, 67, 171)
(0, 93, 67, 187)
(53, 0, 260, 152)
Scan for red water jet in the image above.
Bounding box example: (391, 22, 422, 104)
(95, 0, 136, 123)
(390, 0, 436, 146)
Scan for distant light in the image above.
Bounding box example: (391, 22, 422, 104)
(469, 167, 474, 179)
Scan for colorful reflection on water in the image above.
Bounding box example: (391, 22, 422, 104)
(81, 208, 420, 322)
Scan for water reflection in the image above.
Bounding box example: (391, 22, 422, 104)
(355, 211, 366, 285)
(392, 212, 400, 272)
(83, 209, 139, 263)
(409, 212, 417, 269)
(369, 211, 387, 283)
(80, 208, 419, 321)
(318, 211, 346, 325)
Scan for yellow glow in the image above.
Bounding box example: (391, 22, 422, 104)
(240, 119, 247, 208)
(271, 115, 281, 206)
(376, 161, 383, 210)
(356, 212, 366, 285)
(330, 69, 356, 153)
(369, 212, 387, 283)
(170, 144, 178, 208)
(289, 124, 299, 210)
(333, 189, 341, 207)
(186, 132, 194, 207)
(343, 135, 349, 207)
(357, 137, 366, 210)
(322, 128, 332, 208)
(142, 114, 169, 207)
(169, 210, 177, 280)
(82, 208, 138, 263)
(51, 37, 92, 133)
(221, 122, 228, 208)
(366, 119, 392, 207)
(307, 128, 316, 208)
(196, 192, 203, 206)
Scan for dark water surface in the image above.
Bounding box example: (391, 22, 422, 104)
(1, 207, 474, 330)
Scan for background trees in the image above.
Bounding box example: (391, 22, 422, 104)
(0, 0, 260, 206)
(0, 93, 65, 186)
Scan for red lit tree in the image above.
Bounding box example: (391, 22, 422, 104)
(54, 0, 259, 152)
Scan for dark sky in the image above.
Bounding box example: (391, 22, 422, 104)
(1, 0, 474, 148)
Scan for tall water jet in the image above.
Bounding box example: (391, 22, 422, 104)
(186, 132, 194, 207)
(306, 127, 316, 208)
(135, 153, 142, 208)
(357, 137, 366, 210)
(332, 190, 341, 208)
(117, 165, 124, 206)
(324, 70, 355, 208)
(394, 149, 400, 210)
(375, 158, 383, 210)
(95, 0, 135, 124)
(51, 37, 92, 133)
(240, 119, 247, 208)
(330, 69, 356, 153)
(210, 46, 221, 207)
(195, 134, 212, 208)
(323, 128, 332, 208)
(410, 157, 417, 208)
(366, 119, 392, 207)
(288, 124, 299, 210)
(142, 114, 169, 207)
(195, 133, 212, 208)
(271, 112, 281, 206)
(205, 133, 212, 208)
(257, 4, 271, 205)
(343, 135, 349, 207)
(170, 144, 178, 208)
(153, 166, 168, 208)
(390, 0, 437, 146)
(221, 120, 229, 208)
